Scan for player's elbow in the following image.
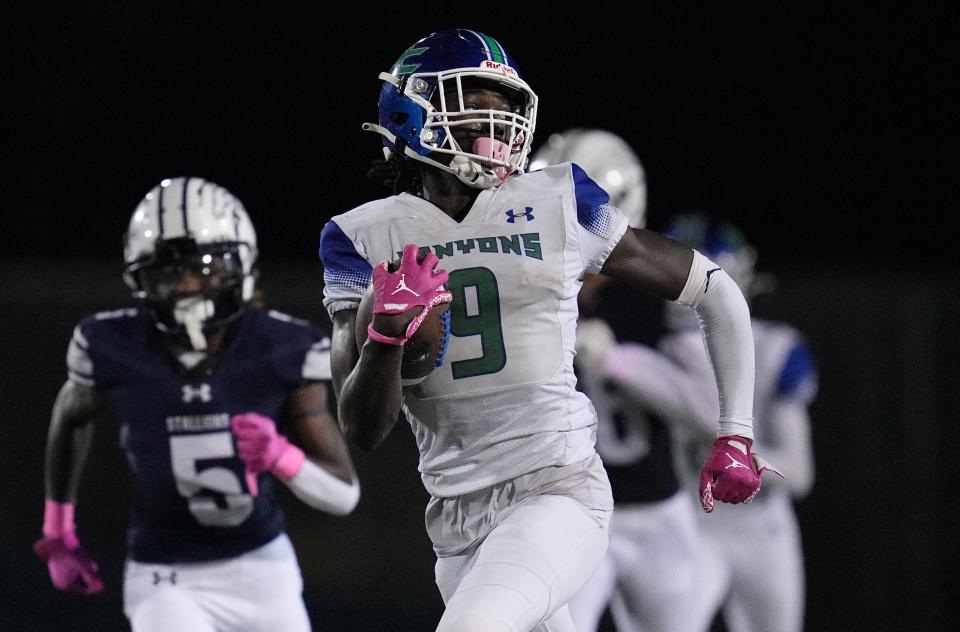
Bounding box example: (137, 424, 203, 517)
(352, 437, 380, 453)
(288, 471, 361, 516)
(340, 410, 395, 452)
(324, 480, 361, 516)
(344, 422, 387, 452)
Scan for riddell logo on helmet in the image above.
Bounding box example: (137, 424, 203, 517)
(481, 60, 517, 76)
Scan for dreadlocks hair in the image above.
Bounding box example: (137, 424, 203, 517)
(366, 148, 422, 195)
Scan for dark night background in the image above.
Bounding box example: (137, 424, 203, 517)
(1, 3, 957, 631)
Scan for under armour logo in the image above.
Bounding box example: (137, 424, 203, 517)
(724, 454, 750, 470)
(505, 207, 534, 223)
(391, 274, 420, 297)
(152, 571, 178, 585)
(181, 384, 212, 403)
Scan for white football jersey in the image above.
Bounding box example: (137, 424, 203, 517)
(321, 163, 629, 497)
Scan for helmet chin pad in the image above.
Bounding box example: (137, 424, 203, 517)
(173, 296, 216, 351)
(149, 282, 247, 351)
(443, 137, 514, 189)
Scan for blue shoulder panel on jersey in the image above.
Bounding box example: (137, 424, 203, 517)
(572, 163, 618, 238)
(777, 342, 815, 398)
(320, 220, 373, 296)
(319, 219, 373, 289)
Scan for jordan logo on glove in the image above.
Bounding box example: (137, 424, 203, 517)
(725, 453, 751, 470)
(699, 435, 783, 513)
(391, 274, 421, 297)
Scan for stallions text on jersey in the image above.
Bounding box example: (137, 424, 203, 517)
(321, 164, 629, 497)
(66, 308, 331, 563)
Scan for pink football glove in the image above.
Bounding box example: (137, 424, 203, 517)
(34, 500, 104, 595)
(699, 435, 783, 513)
(368, 244, 453, 346)
(232, 412, 305, 497)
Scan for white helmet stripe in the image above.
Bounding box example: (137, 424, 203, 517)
(463, 30, 509, 66)
(463, 29, 510, 66)
(158, 179, 186, 238)
(463, 30, 491, 61)
(486, 35, 509, 66)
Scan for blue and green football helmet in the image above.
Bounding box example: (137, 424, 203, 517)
(363, 29, 539, 189)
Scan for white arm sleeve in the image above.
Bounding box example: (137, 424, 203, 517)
(675, 250, 755, 439)
(282, 460, 360, 516)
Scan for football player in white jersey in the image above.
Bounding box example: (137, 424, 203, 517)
(659, 212, 817, 632)
(35, 178, 360, 632)
(320, 29, 775, 632)
(531, 130, 719, 632)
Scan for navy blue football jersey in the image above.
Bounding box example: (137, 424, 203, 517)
(575, 341, 711, 505)
(66, 307, 331, 563)
(582, 377, 680, 504)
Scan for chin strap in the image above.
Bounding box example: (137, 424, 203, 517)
(173, 296, 216, 351)
(362, 122, 504, 189)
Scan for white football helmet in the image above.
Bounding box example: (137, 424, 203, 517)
(529, 128, 647, 228)
(123, 177, 258, 350)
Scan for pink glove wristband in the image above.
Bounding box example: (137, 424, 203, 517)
(272, 441, 306, 481)
(43, 500, 79, 549)
(367, 322, 408, 346)
(36, 500, 104, 595)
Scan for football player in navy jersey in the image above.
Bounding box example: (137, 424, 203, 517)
(35, 177, 359, 632)
(531, 130, 720, 632)
(320, 29, 775, 632)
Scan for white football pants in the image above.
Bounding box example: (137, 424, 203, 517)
(568, 492, 712, 632)
(123, 533, 311, 632)
(697, 493, 806, 632)
(434, 494, 611, 632)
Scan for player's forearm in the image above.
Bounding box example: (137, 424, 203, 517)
(339, 340, 406, 450)
(675, 251, 756, 439)
(45, 419, 94, 500)
(282, 458, 360, 516)
(45, 384, 98, 501)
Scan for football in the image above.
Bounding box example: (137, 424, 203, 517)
(355, 282, 450, 384)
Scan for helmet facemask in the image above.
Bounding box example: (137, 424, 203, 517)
(125, 238, 255, 350)
(411, 70, 537, 188)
